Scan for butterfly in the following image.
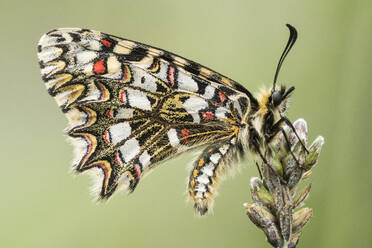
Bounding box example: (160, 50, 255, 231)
(37, 24, 302, 215)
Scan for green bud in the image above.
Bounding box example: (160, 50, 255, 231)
(271, 154, 284, 176)
(250, 177, 274, 207)
(304, 136, 324, 170)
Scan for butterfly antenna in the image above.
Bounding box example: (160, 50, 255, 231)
(272, 24, 298, 92)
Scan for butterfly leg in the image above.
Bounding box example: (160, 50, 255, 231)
(188, 138, 240, 215)
(270, 116, 309, 153)
(266, 117, 307, 171)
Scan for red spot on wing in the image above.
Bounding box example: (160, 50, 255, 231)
(100, 163, 110, 189)
(134, 165, 141, 178)
(218, 91, 227, 103)
(115, 151, 123, 165)
(93, 59, 106, 74)
(181, 129, 190, 143)
(104, 130, 110, 144)
(120, 90, 127, 103)
(106, 109, 113, 118)
(101, 39, 112, 47)
(167, 66, 175, 86)
(202, 112, 214, 121)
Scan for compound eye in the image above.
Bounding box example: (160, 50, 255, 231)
(272, 91, 282, 106)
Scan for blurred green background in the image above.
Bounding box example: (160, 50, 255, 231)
(1, 0, 371, 247)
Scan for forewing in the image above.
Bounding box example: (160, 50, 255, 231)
(37, 28, 245, 199)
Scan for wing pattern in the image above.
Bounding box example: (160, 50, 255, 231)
(37, 28, 251, 213)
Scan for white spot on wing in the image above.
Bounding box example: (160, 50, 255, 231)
(127, 89, 152, 111)
(65, 108, 87, 129)
(76, 51, 97, 64)
(131, 69, 157, 92)
(87, 40, 101, 51)
(215, 107, 229, 119)
(177, 72, 198, 92)
(41, 63, 58, 76)
(167, 128, 179, 147)
(139, 150, 151, 170)
(203, 85, 215, 99)
(79, 63, 93, 74)
(183, 96, 208, 123)
(115, 108, 134, 119)
(38, 46, 62, 63)
(154, 60, 168, 82)
(109, 122, 131, 144)
(80, 82, 100, 102)
(119, 138, 140, 163)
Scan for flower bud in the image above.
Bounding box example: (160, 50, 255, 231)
(304, 136, 324, 170)
(250, 178, 274, 207)
(245, 203, 283, 247)
(292, 208, 313, 234)
(288, 232, 302, 248)
(288, 119, 308, 148)
(293, 119, 308, 145)
(271, 155, 284, 176)
(301, 170, 312, 179)
(293, 184, 312, 208)
(287, 167, 303, 189)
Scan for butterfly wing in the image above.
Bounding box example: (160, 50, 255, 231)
(37, 28, 251, 199)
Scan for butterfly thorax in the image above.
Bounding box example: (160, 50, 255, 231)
(243, 87, 290, 158)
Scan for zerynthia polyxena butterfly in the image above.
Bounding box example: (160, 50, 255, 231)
(37, 24, 306, 215)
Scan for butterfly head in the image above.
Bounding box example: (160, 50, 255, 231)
(269, 85, 295, 114)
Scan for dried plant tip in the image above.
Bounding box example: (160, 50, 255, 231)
(245, 203, 276, 226)
(293, 118, 308, 143)
(304, 136, 324, 170)
(288, 232, 302, 248)
(287, 119, 308, 147)
(246, 203, 283, 247)
(250, 178, 274, 207)
(301, 170, 312, 179)
(292, 208, 313, 234)
(293, 184, 312, 208)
